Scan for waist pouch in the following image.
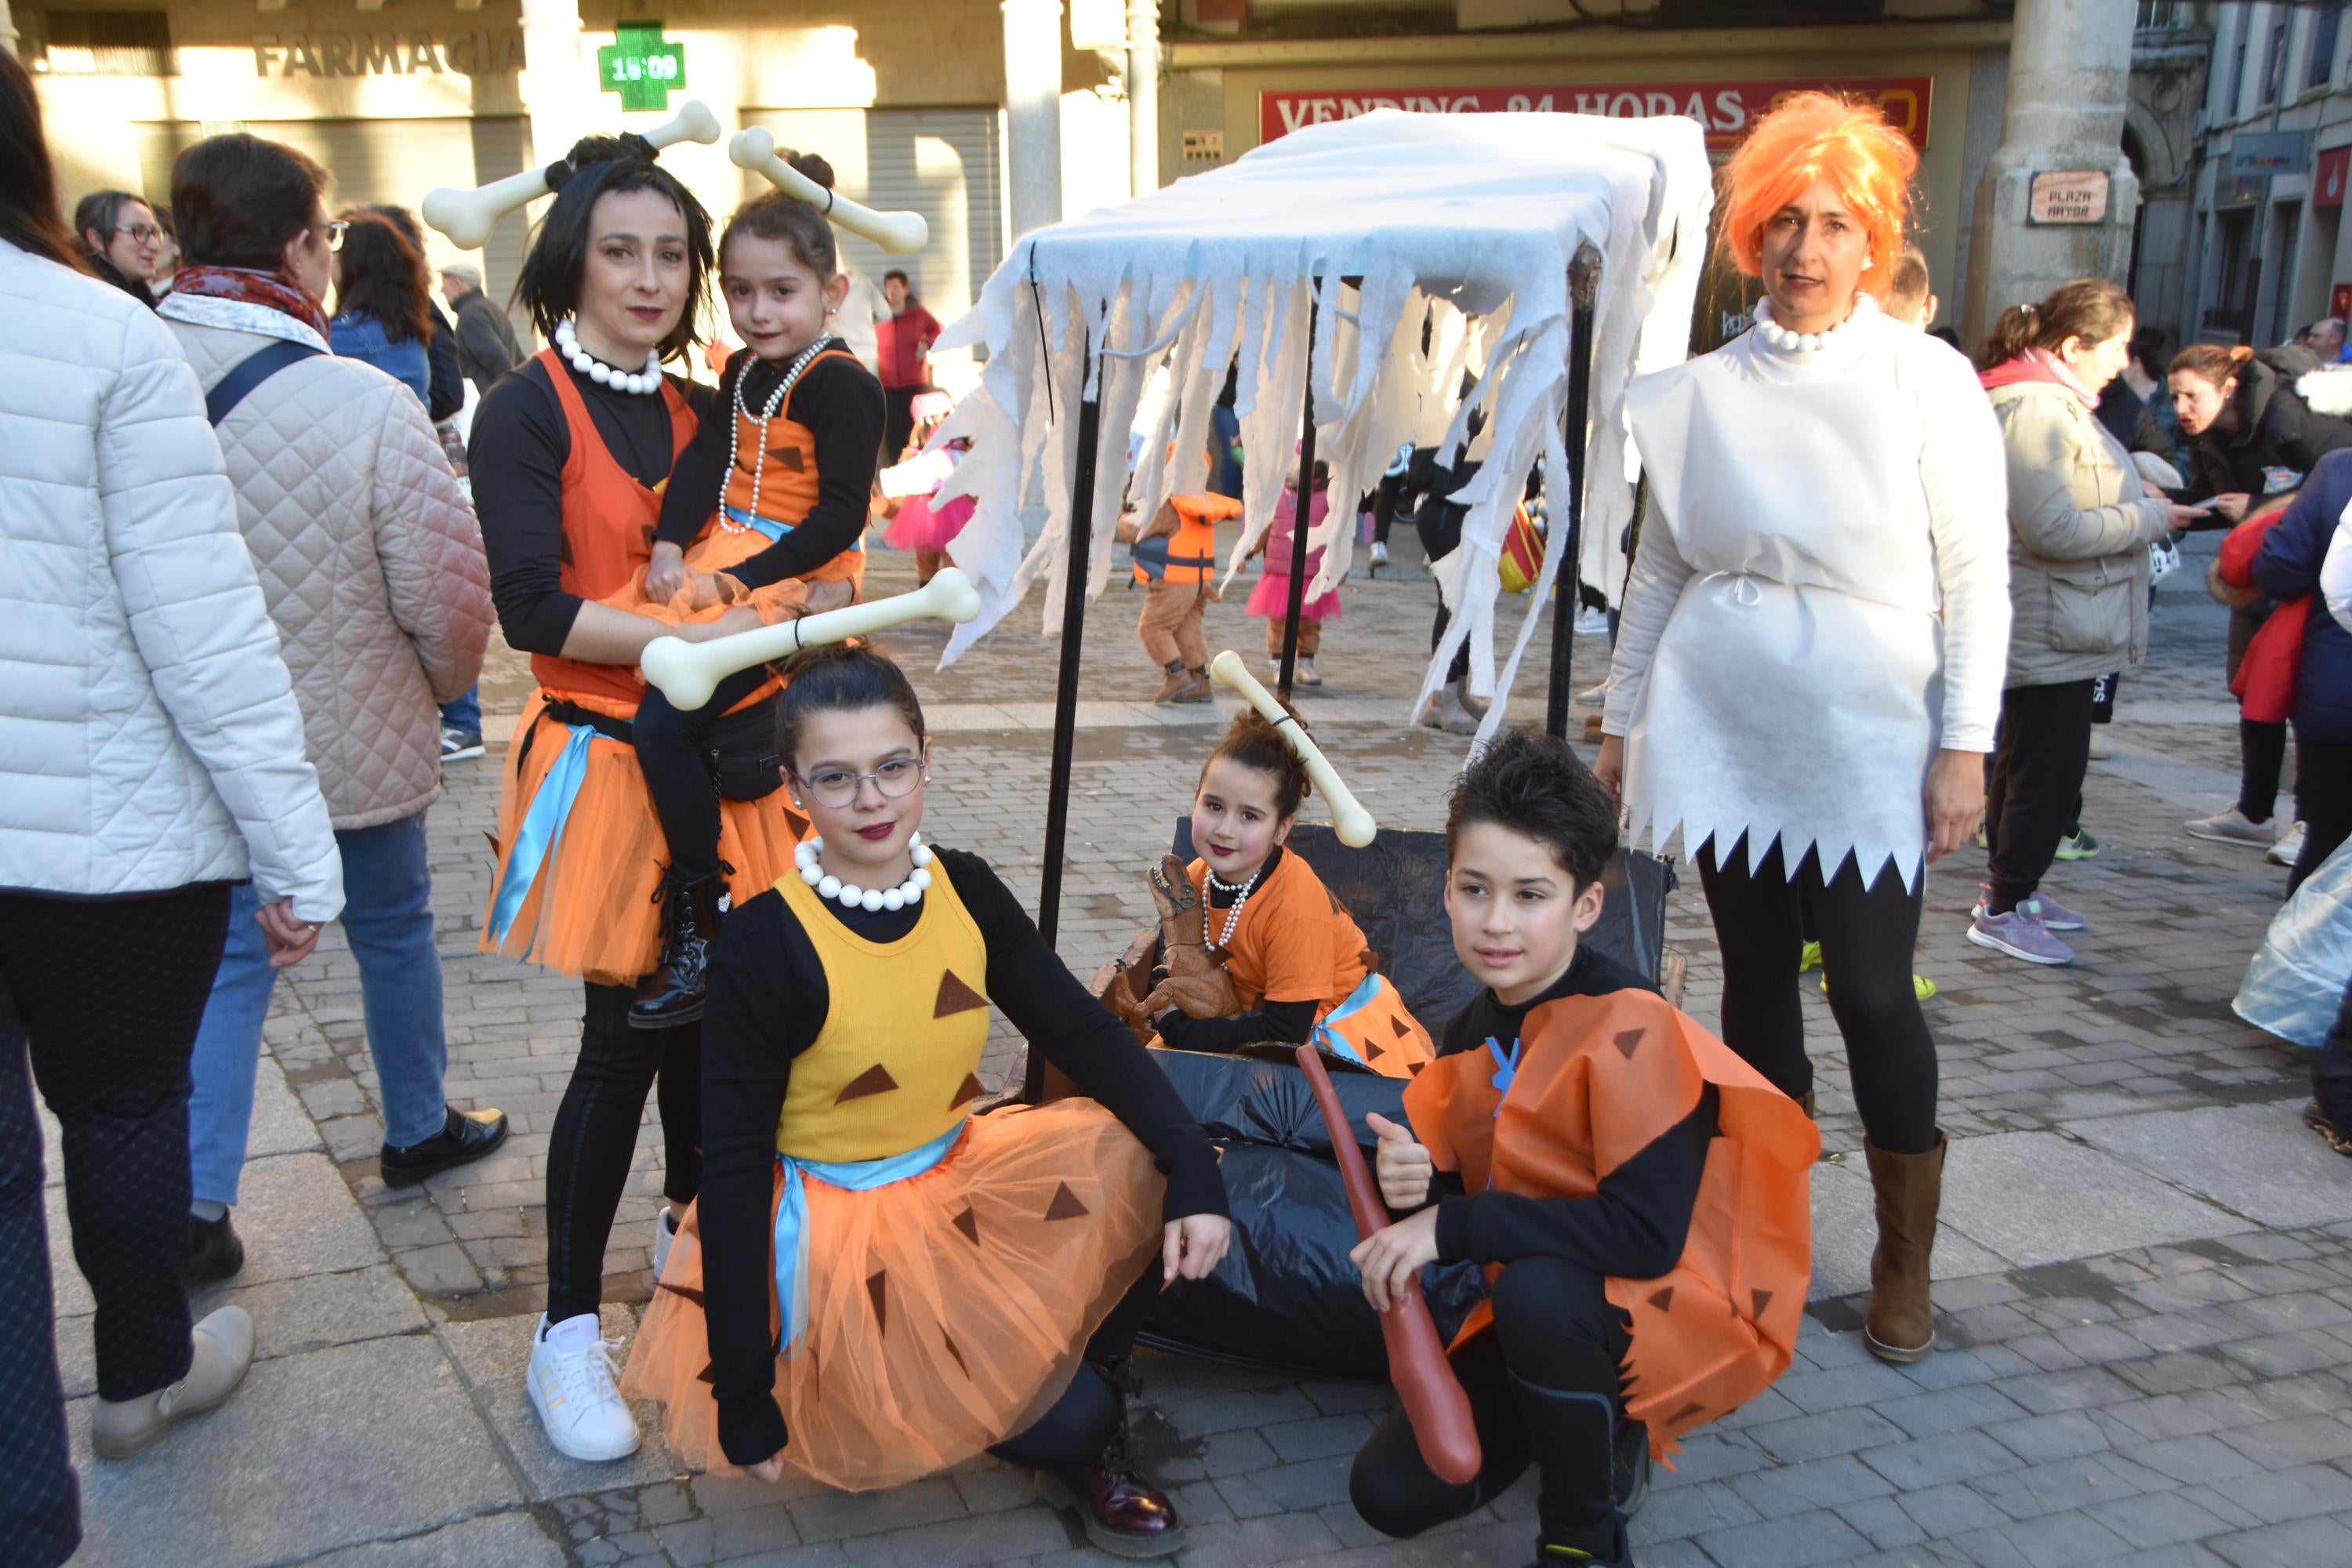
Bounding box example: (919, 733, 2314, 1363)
(531, 695, 784, 803)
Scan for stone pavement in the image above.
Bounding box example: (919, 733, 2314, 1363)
(47, 528, 2352, 1567)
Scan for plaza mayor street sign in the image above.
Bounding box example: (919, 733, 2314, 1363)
(599, 20, 684, 113)
(1259, 76, 1933, 149)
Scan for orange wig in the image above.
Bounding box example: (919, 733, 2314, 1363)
(1717, 92, 1918, 299)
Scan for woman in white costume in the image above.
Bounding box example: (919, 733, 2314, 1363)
(1595, 93, 2009, 1365)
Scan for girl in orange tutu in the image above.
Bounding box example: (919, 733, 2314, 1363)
(1144, 710, 1435, 1077)
(615, 191, 884, 1028)
(622, 645, 1232, 1558)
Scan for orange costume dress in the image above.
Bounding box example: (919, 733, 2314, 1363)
(622, 848, 1225, 1489)
(1404, 975, 1818, 1461)
(1156, 848, 1433, 1078)
(481, 350, 806, 985)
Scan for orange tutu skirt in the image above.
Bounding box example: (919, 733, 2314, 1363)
(621, 1100, 1164, 1490)
(601, 520, 865, 628)
(480, 690, 806, 985)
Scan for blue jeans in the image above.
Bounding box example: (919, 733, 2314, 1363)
(440, 686, 481, 735)
(189, 812, 447, 1207)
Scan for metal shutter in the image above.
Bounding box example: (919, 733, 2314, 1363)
(739, 107, 1004, 328)
(136, 117, 532, 344)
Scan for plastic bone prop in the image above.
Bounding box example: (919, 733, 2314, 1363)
(421, 100, 724, 249)
(728, 127, 931, 254)
(1207, 651, 1377, 848)
(639, 568, 982, 710)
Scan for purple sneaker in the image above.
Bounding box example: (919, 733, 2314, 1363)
(1969, 906, 2076, 965)
(1970, 884, 2085, 931)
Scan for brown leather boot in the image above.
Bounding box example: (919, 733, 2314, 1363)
(1863, 1134, 1944, 1363)
(1151, 663, 1193, 705)
(1175, 667, 1215, 703)
(1039, 1358, 1183, 1558)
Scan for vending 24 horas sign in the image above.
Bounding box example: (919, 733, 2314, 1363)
(1259, 77, 1933, 150)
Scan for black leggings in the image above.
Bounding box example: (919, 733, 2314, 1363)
(985, 1257, 1164, 1472)
(1416, 495, 1471, 684)
(545, 983, 703, 1323)
(1350, 1256, 1632, 1552)
(1984, 680, 2095, 913)
(633, 666, 771, 885)
(1699, 836, 1938, 1154)
(2289, 737, 2352, 894)
(2241, 719, 2290, 825)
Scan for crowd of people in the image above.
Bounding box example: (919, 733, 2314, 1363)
(2, 49, 2347, 1568)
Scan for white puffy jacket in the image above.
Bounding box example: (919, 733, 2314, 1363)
(0, 241, 342, 921)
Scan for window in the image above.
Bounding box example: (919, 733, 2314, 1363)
(2136, 1, 2184, 28)
(2263, 21, 2288, 107)
(2230, 41, 2249, 119)
(2213, 207, 2256, 331)
(2314, 4, 2346, 91)
(33, 11, 174, 76)
(2270, 202, 2303, 346)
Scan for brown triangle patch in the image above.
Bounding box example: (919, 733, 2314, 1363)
(1647, 1286, 1674, 1313)
(483, 830, 503, 859)
(1613, 1028, 1646, 1059)
(949, 1073, 986, 1110)
(935, 971, 989, 1018)
(1366, 1040, 1385, 1061)
(1391, 1015, 1413, 1039)
(783, 807, 811, 842)
(1751, 1288, 1774, 1319)
(951, 1205, 980, 1244)
(1043, 1181, 1090, 1221)
(866, 1269, 887, 1335)
(769, 443, 807, 473)
(1407, 1059, 1425, 1076)
(1668, 1400, 1706, 1427)
(835, 1063, 900, 1103)
(696, 1360, 716, 1385)
(658, 1280, 706, 1308)
(942, 1330, 968, 1378)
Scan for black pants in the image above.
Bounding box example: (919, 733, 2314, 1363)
(633, 667, 772, 885)
(1416, 497, 1471, 685)
(545, 983, 703, 1323)
(1349, 1256, 1633, 1554)
(1984, 680, 2096, 913)
(2240, 719, 2289, 824)
(1699, 836, 1938, 1154)
(986, 1257, 1164, 1472)
(2288, 737, 2352, 894)
(2316, 974, 2352, 1130)
(884, 385, 927, 463)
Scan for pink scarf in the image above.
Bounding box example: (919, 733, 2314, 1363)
(1977, 348, 2100, 410)
(169, 265, 330, 341)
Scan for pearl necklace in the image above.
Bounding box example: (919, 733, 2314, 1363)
(554, 319, 663, 395)
(723, 335, 840, 535)
(1204, 863, 1265, 951)
(1748, 294, 1875, 354)
(794, 832, 934, 912)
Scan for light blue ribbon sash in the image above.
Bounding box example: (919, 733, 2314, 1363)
(1483, 1035, 1523, 1190)
(772, 1119, 967, 1353)
(721, 503, 865, 551)
(485, 722, 597, 950)
(1309, 971, 1386, 1065)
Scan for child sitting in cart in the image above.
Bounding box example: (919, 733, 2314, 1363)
(1345, 728, 1817, 1568)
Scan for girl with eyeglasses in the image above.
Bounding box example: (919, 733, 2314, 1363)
(71, 188, 162, 308)
(621, 643, 1231, 1559)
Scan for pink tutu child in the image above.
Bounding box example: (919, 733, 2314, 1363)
(877, 390, 971, 584)
(1247, 479, 1341, 684)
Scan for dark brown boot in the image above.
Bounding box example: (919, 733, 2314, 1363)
(1863, 1133, 1944, 1363)
(630, 871, 725, 1029)
(1039, 1358, 1183, 1558)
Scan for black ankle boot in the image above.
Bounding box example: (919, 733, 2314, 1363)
(1039, 1356, 1184, 1558)
(185, 1210, 244, 1288)
(630, 870, 726, 1029)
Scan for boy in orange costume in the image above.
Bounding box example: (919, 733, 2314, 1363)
(1346, 729, 1817, 1568)
(1128, 492, 1242, 704)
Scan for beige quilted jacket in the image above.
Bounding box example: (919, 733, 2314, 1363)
(162, 298, 492, 829)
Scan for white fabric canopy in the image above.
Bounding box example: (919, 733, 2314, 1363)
(927, 109, 1713, 740)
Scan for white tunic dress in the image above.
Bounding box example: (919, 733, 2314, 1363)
(1602, 301, 2010, 888)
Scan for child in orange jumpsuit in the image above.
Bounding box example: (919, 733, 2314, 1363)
(1143, 710, 1434, 1078)
(1129, 492, 1241, 704)
(1346, 728, 1817, 1567)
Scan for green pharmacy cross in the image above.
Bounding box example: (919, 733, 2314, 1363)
(598, 20, 685, 113)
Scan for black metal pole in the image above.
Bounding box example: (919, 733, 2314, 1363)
(1544, 246, 1603, 740)
(1276, 299, 1319, 700)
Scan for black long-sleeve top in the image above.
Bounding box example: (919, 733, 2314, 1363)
(1418, 945, 1716, 1282)
(466, 355, 717, 655)
(651, 347, 885, 590)
(700, 848, 1229, 1467)
(424, 301, 466, 423)
(1154, 848, 1319, 1052)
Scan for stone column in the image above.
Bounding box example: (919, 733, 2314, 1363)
(1003, 0, 1065, 238)
(518, 0, 590, 175)
(1961, 0, 2140, 343)
(1127, 0, 1159, 199)
(0, 1, 18, 59)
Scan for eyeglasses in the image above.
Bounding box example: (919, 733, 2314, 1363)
(794, 757, 925, 809)
(316, 220, 349, 252)
(112, 224, 161, 246)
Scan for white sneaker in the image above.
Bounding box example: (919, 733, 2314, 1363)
(2087, 728, 2112, 760)
(1369, 540, 1390, 567)
(527, 1312, 640, 1461)
(1576, 681, 1608, 710)
(2270, 822, 2309, 867)
(1295, 656, 1323, 687)
(1573, 606, 1610, 637)
(652, 1206, 676, 1280)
